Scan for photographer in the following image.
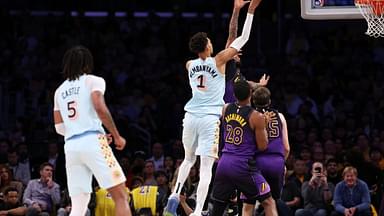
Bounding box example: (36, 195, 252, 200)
(295, 162, 334, 216)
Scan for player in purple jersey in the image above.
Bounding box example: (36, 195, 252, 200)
(211, 78, 278, 216)
(242, 86, 290, 216)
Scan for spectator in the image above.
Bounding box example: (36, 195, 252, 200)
(119, 155, 134, 188)
(288, 157, 308, 193)
(130, 176, 145, 190)
(370, 148, 384, 171)
(0, 140, 10, 164)
(148, 142, 164, 171)
(332, 166, 371, 216)
(131, 151, 146, 176)
(155, 170, 170, 209)
(0, 187, 27, 215)
(16, 143, 32, 179)
(143, 160, 157, 186)
(295, 162, 334, 216)
(23, 162, 60, 216)
(282, 168, 302, 216)
(312, 146, 325, 163)
(326, 158, 342, 186)
(46, 142, 58, 169)
(0, 164, 23, 201)
(7, 148, 31, 186)
(164, 156, 175, 182)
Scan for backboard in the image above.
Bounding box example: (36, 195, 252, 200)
(301, 0, 364, 19)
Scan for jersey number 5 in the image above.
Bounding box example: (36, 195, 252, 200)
(67, 101, 77, 119)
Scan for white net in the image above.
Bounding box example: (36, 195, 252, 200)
(356, 0, 384, 37)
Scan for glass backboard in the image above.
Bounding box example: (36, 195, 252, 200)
(301, 0, 363, 19)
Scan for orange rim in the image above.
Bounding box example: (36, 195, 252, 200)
(356, 0, 384, 15)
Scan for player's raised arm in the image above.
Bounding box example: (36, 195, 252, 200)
(225, 0, 250, 48)
(215, 0, 262, 71)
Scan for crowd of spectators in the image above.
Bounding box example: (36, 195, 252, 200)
(0, 5, 383, 216)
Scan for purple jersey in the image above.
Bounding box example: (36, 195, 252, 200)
(223, 60, 237, 103)
(255, 108, 285, 158)
(222, 103, 257, 157)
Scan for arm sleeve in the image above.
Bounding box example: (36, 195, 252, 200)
(301, 181, 313, 204)
(53, 90, 60, 111)
(355, 181, 371, 212)
(333, 183, 346, 213)
(86, 75, 106, 94)
(23, 181, 34, 206)
(50, 183, 61, 205)
(229, 13, 254, 51)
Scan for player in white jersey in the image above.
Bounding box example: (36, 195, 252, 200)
(164, 1, 262, 215)
(53, 46, 132, 216)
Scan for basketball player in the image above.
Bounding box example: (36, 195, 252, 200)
(53, 46, 132, 216)
(211, 78, 277, 216)
(242, 86, 290, 216)
(223, 0, 269, 104)
(164, 1, 262, 215)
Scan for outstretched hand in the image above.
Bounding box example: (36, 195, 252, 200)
(234, 0, 251, 10)
(259, 74, 270, 86)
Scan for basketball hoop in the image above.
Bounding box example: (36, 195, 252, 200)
(355, 0, 384, 37)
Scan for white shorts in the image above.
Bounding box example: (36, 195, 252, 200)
(182, 113, 221, 158)
(64, 131, 126, 197)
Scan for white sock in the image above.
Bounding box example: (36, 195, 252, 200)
(173, 152, 196, 196)
(69, 192, 91, 216)
(193, 156, 215, 215)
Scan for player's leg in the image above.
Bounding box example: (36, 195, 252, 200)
(164, 113, 198, 216)
(82, 133, 131, 216)
(239, 161, 278, 216)
(173, 113, 198, 195)
(192, 115, 220, 215)
(211, 157, 236, 216)
(64, 137, 93, 216)
(107, 183, 131, 216)
(172, 150, 197, 196)
(242, 202, 255, 216)
(193, 155, 215, 215)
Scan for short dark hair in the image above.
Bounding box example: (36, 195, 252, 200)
(252, 87, 271, 108)
(189, 32, 208, 54)
(326, 158, 337, 166)
(233, 78, 250, 101)
(4, 187, 18, 195)
(39, 162, 54, 171)
(62, 45, 94, 81)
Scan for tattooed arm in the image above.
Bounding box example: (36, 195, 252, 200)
(225, 0, 250, 48)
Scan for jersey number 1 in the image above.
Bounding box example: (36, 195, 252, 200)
(197, 75, 206, 89)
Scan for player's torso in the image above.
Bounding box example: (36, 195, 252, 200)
(256, 108, 285, 157)
(184, 57, 225, 115)
(222, 103, 256, 156)
(56, 75, 104, 140)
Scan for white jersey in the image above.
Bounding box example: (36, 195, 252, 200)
(184, 57, 225, 115)
(54, 74, 106, 140)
